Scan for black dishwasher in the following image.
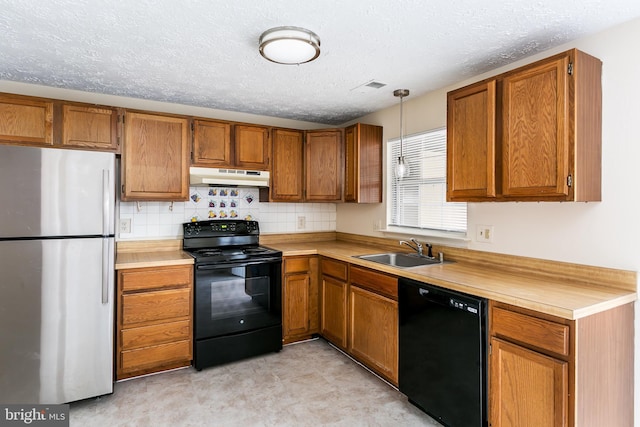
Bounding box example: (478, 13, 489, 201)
(399, 277, 488, 427)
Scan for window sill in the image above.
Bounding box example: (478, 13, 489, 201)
(381, 226, 469, 247)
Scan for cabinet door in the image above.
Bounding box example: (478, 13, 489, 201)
(271, 128, 304, 201)
(502, 54, 570, 198)
(234, 125, 270, 170)
(344, 125, 357, 202)
(192, 119, 232, 166)
(122, 112, 190, 201)
(349, 285, 398, 384)
(306, 130, 343, 201)
(283, 272, 311, 338)
(490, 337, 568, 427)
(447, 80, 497, 201)
(345, 124, 383, 203)
(320, 275, 348, 349)
(61, 104, 118, 151)
(0, 94, 53, 146)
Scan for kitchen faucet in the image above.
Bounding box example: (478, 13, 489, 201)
(399, 238, 435, 259)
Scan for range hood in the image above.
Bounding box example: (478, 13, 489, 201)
(190, 167, 270, 187)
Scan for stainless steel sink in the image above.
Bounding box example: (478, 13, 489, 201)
(354, 252, 445, 268)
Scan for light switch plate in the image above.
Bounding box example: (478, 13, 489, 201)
(476, 225, 493, 243)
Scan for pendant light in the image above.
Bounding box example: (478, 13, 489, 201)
(394, 89, 410, 179)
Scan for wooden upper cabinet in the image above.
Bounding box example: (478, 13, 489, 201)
(447, 48, 602, 202)
(192, 119, 232, 166)
(305, 129, 344, 202)
(270, 128, 304, 202)
(344, 123, 383, 203)
(447, 80, 497, 201)
(0, 94, 53, 146)
(61, 104, 118, 151)
(122, 112, 190, 201)
(502, 54, 571, 199)
(234, 124, 270, 170)
(192, 121, 268, 170)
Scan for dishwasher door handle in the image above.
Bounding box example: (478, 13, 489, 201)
(419, 288, 430, 297)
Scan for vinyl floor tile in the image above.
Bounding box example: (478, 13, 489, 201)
(70, 339, 440, 427)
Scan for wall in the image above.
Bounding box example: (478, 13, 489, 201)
(118, 188, 336, 239)
(339, 17, 640, 421)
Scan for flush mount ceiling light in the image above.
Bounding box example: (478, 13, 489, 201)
(259, 26, 321, 65)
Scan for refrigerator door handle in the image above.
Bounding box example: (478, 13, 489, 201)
(102, 237, 109, 304)
(102, 169, 110, 236)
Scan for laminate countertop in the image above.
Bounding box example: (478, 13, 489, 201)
(115, 250, 194, 270)
(265, 240, 637, 320)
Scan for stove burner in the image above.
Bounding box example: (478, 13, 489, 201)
(193, 249, 223, 257)
(183, 220, 281, 264)
(243, 247, 269, 254)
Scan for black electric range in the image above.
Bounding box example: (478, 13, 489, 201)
(182, 219, 283, 371)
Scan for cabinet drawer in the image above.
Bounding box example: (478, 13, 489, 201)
(321, 258, 348, 281)
(120, 265, 192, 292)
(122, 288, 191, 326)
(284, 257, 310, 273)
(120, 340, 191, 373)
(350, 265, 397, 300)
(121, 319, 191, 350)
(492, 307, 569, 357)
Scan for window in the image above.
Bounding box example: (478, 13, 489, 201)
(387, 128, 467, 235)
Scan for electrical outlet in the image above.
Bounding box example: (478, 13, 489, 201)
(373, 219, 384, 231)
(476, 225, 494, 243)
(119, 218, 132, 234)
(297, 216, 306, 230)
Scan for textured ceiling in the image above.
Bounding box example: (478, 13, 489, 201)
(1, 1, 640, 125)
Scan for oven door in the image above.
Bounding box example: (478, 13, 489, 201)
(194, 257, 282, 339)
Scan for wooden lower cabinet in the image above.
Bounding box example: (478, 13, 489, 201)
(348, 265, 398, 385)
(282, 255, 319, 344)
(349, 285, 398, 384)
(318, 259, 398, 385)
(117, 264, 193, 380)
(490, 338, 568, 427)
(320, 258, 349, 350)
(490, 301, 634, 427)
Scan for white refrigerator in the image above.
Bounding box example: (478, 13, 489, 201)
(0, 144, 115, 404)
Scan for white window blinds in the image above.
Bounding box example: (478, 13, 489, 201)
(388, 128, 467, 233)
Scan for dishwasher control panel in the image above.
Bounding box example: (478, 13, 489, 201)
(450, 298, 479, 314)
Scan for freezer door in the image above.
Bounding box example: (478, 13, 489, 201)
(0, 145, 115, 238)
(0, 237, 114, 404)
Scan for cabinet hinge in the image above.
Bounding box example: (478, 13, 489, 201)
(121, 184, 125, 194)
(489, 343, 492, 356)
(568, 62, 573, 75)
(191, 122, 194, 132)
(567, 175, 573, 187)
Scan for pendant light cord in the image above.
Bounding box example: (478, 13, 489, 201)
(399, 94, 404, 158)
(393, 89, 410, 159)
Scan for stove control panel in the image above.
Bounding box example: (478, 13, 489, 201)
(184, 220, 259, 237)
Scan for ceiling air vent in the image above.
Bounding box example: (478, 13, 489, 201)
(365, 81, 386, 89)
(350, 79, 387, 94)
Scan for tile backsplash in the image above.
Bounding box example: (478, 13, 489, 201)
(117, 186, 336, 240)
